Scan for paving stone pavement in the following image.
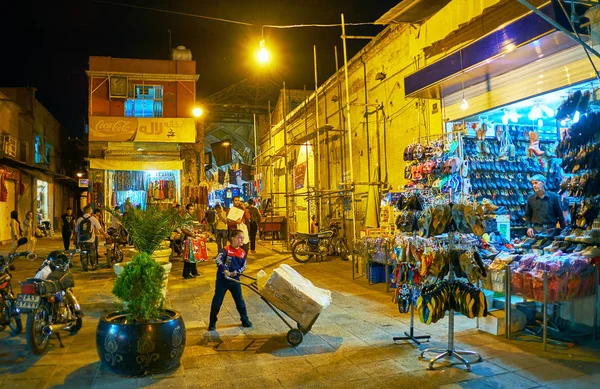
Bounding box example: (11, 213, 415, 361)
(0, 236, 599, 388)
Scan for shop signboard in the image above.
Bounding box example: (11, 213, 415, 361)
(88, 116, 196, 143)
(0, 165, 21, 181)
(78, 179, 89, 188)
(294, 162, 307, 190)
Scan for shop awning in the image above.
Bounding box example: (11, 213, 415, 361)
(89, 159, 183, 171)
(403, 2, 584, 99)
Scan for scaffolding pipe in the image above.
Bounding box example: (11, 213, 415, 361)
(341, 13, 357, 246)
(283, 83, 291, 250)
(314, 44, 323, 229)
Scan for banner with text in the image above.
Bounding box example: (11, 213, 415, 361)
(89, 116, 196, 143)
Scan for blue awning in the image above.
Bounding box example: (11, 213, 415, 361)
(404, 2, 585, 99)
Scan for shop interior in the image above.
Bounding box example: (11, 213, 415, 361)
(108, 170, 180, 211)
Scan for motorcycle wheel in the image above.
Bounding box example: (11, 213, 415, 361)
(291, 240, 315, 263)
(26, 302, 51, 355)
(336, 239, 350, 261)
(9, 314, 23, 336)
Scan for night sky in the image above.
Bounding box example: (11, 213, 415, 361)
(1, 0, 399, 137)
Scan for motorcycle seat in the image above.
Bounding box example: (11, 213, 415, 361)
(295, 231, 334, 239)
(26, 278, 61, 294)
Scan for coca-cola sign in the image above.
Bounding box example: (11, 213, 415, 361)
(93, 119, 133, 134)
(88, 116, 196, 143)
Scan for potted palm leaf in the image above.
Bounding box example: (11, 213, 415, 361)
(96, 206, 186, 376)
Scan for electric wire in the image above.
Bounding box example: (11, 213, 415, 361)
(92, 0, 378, 30)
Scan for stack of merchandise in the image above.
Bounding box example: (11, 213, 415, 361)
(257, 264, 332, 329)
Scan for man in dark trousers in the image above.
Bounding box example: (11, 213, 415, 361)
(525, 174, 565, 237)
(246, 199, 261, 254)
(208, 229, 252, 331)
(204, 206, 217, 236)
(61, 207, 76, 251)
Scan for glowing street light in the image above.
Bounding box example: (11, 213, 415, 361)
(256, 39, 270, 65)
(76, 172, 83, 178)
(192, 107, 203, 118)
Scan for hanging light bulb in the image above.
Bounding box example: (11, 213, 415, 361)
(509, 109, 520, 123)
(560, 119, 567, 126)
(538, 119, 543, 128)
(573, 110, 580, 123)
(541, 105, 555, 118)
(528, 103, 542, 120)
(502, 109, 509, 125)
(460, 97, 469, 110)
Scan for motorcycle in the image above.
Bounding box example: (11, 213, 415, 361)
(17, 250, 83, 354)
(291, 220, 350, 263)
(105, 227, 126, 266)
(0, 237, 29, 336)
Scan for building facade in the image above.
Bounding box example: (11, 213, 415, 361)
(257, 0, 579, 239)
(0, 87, 76, 243)
(85, 49, 200, 214)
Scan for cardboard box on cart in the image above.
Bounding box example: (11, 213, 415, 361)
(258, 264, 331, 329)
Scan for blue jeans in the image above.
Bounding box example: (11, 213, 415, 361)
(209, 277, 248, 324)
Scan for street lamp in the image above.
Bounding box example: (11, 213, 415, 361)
(76, 172, 83, 178)
(256, 39, 270, 65)
(192, 107, 203, 118)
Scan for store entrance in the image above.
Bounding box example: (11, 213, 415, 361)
(36, 179, 49, 229)
(109, 170, 180, 211)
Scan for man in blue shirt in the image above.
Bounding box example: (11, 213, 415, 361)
(208, 229, 252, 331)
(525, 174, 565, 237)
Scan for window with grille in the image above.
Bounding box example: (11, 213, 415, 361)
(125, 85, 163, 118)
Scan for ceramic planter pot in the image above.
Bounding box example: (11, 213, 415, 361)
(96, 309, 185, 376)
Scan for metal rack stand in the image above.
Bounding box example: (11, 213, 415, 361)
(393, 284, 431, 346)
(419, 231, 482, 371)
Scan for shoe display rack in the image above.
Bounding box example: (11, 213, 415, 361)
(391, 232, 431, 346)
(461, 122, 561, 232)
(418, 231, 483, 372)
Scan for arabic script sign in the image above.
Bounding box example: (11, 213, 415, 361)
(89, 116, 196, 143)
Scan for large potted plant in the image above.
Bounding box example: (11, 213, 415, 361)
(97, 206, 185, 376)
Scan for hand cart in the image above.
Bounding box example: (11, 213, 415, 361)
(225, 273, 321, 346)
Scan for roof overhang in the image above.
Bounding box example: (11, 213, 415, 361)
(404, 1, 584, 99)
(375, 0, 452, 24)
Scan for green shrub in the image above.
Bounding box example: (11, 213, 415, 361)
(109, 206, 184, 256)
(112, 252, 165, 322)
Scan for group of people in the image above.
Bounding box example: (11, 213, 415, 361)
(9, 210, 40, 252)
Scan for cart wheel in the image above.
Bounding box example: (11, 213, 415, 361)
(297, 323, 308, 334)
(286, 329, 303, 346)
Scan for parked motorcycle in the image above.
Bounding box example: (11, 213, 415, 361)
(17, 250, 83, 354)
(291, 221, 350, 263)
(0, 237, 29, 336)
(105, 227, 126, 266)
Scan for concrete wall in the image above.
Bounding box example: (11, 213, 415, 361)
(88, 56, 197, 119)
(258, 0, 512, 233)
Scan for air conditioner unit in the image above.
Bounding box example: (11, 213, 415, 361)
(3, 136, 17, 158)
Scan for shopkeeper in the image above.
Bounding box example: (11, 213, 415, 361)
(525, 174, 565, 237)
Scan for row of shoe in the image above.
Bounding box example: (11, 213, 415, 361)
(559, 140, 600, 172)
(417, 280, 489, 324)
(555, 90, 590, 121)
(468, 158, 546, 174)
(559, 172, 600, 199)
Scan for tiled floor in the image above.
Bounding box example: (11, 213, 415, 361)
(0, 236, 599, 388)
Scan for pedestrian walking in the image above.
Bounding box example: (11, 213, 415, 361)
(23, 211, 37, 253)
(208, 229, 252, 331)
(247, 199, 261, 254)
(227, 196, 250, 256)
(74, 204, 109, 271)
(94, 209, 105, 258)
(61, 207, 76, 251)
(182, 203, 199, 279)
(10, 210, 22, 249)
(215, 204, 228, 251)
(205, 206, 217, 235)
